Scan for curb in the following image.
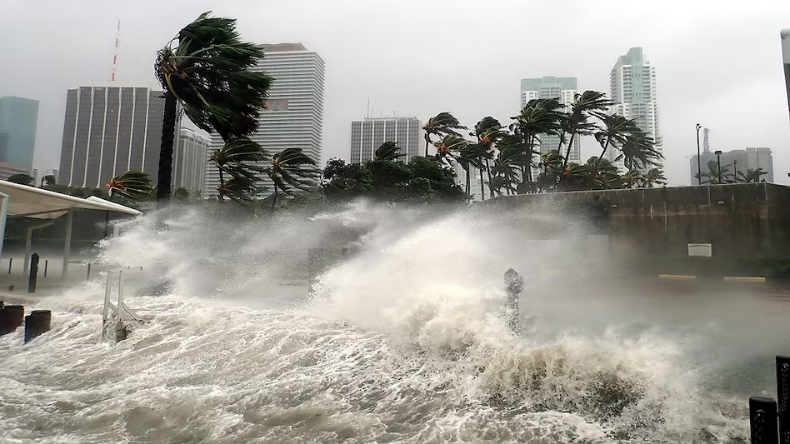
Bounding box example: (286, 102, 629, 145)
(659, 274, 696, 281)
(657, 275, 767, 282)
(723, 276, 767, 283)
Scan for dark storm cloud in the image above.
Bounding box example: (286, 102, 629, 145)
(1, 0, 789, 185)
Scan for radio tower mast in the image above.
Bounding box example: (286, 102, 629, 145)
(703, 127, 710, 153)
(110, 20, 120, 82)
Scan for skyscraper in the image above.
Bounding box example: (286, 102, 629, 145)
(782, 29, 790, 125)
(608, 47, 661, 170)
(58, 84, 164, 189)
(204, 43, 325, 198)
(350, 116, 422, 163)
(689, 147, 774, 184)
(173, 128, 210, 197)
(520, 77, 580, 163)
(0, 96, 39, 170)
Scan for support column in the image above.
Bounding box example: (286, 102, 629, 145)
(62, 208, 74, 280)
(0, 192, 8, 262)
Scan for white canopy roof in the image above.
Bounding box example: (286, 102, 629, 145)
(0, 180, 142, 219)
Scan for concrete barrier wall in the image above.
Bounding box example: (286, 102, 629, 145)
(479, 183, 790, 259)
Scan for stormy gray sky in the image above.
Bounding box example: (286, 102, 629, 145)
(1, 0, 789, 186)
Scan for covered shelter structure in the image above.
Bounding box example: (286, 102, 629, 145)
(0, 180, 141, 278)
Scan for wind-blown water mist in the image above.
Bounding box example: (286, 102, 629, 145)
(0, 200, 762, 443)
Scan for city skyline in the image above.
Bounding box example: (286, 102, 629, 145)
(606, 47, 661, 171)
(204, 42, 325, 198)
(349, 116, 422, 163)
(2, 1, 789, 188)
(57, 84, 164, 189)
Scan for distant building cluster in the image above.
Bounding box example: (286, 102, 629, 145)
(350, 116, 422, 163)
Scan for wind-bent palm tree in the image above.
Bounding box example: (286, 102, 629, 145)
(642, 168, 667, 188)
(622, 170, 643, 189)
(617, 133, 663, 171)
(106, 171, 153, 201)
(208, 137, 268, 200)
(585, 157, 622, 190)
(264, 148, 320, 209)
(510, 98, 564, 193)
(423, 112, 466, 157)
(374, 141, 404, 161)
(433, 134, 468, 166)
(470, 117, 505, 199)
(536, 149, 563, 193)
(490, 146, 529, 196)
(154, 11, 272, 202)
(593, 114, 641, 167)
(216, 176, 257, 202)
(737, 168, 768, 183)
(560, 91, 612, 173)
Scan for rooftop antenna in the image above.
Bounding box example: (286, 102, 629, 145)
(366, 98, 370, 119)
(703, 127, 710, 153)
(110, 20, 120, 82)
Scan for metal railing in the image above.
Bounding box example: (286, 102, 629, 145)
(101, 267, 143, 341)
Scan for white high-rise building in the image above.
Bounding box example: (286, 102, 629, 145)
(607, 47, 661, 171)
(781, 29, 790, 126)
(520, 76, 580, 164)
(350, 116, 422, 163)
(204, 43, 325, 197)
(173, 128, 209, 197)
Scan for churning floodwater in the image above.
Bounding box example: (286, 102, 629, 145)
(1, 200, 787, 443)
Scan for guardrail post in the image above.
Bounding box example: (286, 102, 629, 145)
(777, 356, 790, 444)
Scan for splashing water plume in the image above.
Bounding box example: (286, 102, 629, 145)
(0, 200, 764, 443)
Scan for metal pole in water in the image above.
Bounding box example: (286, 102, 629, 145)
(751, 396, 779, 444)
(86, 263, 91, 280)
(7, 258, 11, 274)
(28, 253, 39, 294)
(777, 356, 790, 444)
(44, 260, 48, 278)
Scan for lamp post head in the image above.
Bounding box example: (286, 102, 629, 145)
(715, 150, 722, 156)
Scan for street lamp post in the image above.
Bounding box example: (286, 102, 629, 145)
(696, 124, 702, 185)
(714, 150, 723, 184)
(733, 160, 738, 183)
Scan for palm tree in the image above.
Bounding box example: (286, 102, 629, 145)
(560, 91, 613, 173)
(510, 98, 564, 193)
(208, 138, 268, 200)
(622, 170, 643, 189)
(642, 168, 667, 188)
(154, 11, 272, 202)
(593, 114, 641, 167)
(106, 171, 153, 201)
(423, 112, 466, 157)
(374, 141, 404, 161)
(264, 148, 320, 209)
(737, 168, 768, 183)
(470, 117, 505, 199)
(433, 134, 468, 166)
(585, 157, 622, 190)
(699, 160, 729, 184)
(617, 133, 663, 171)
(490, 146, 529, 196)
(537, 149, 563, 193)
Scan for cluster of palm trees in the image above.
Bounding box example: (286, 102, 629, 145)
(422, 91, 666, 200)
(697, 160, 768, 185)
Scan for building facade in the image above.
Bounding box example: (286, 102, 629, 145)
(689, 147, 774, 184)
(520, 77, 581, 164)
(0, 96, 39, 171)
(608, 47, 661, 171)
(350, 117, 422, 163)
(58, 84, 164, 189)
(204, 43, 325, 198)
(782, 29, 790, 126)
(174, 128, 210, 197)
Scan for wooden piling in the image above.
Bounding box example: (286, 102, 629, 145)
(0, 305, 25, 336)
(24, 310, 51, 343)
(751, 396, 779, 444)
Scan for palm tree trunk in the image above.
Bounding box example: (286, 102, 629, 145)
(485, 158, 493, 198)
(217, 167, 225, 202)
(596, 138, 612, 167)
(479, 167, 485, 201)
(272, 185, 278, 209)
(465, 168, 471, 202)
(156, 90, 177, 204)
(561, 130, 577, 173)
(424, 135, 430, 158)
